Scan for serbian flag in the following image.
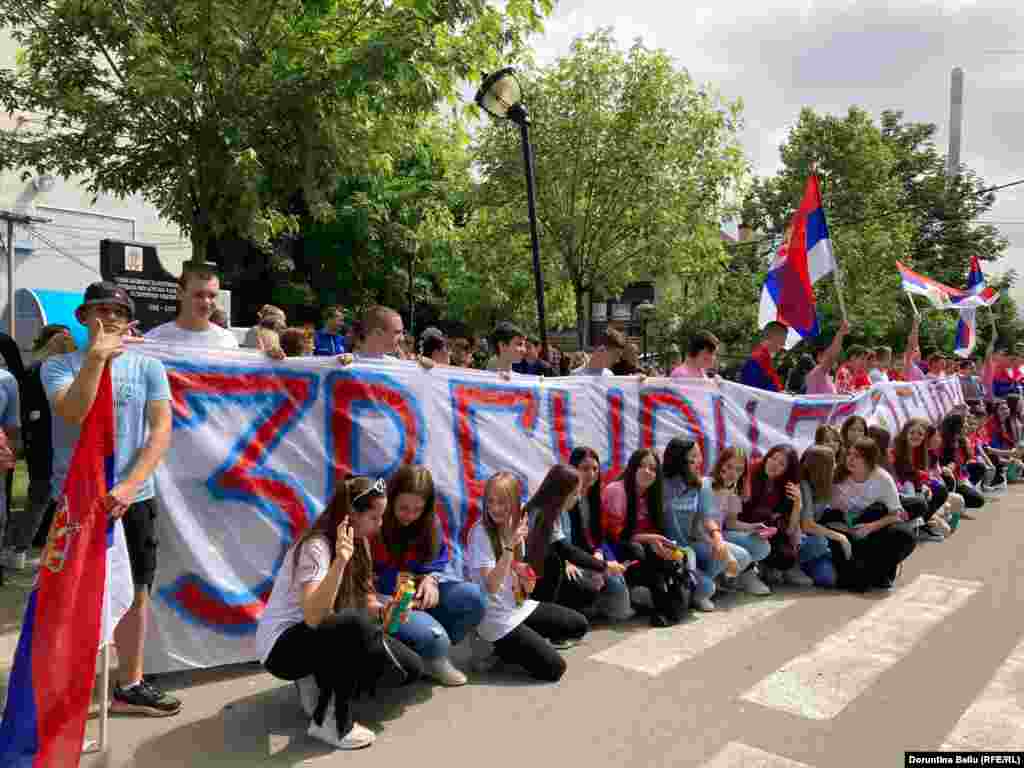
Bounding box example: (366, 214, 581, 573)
(897, 258, 999, 311)
(758, 175, 837, 349)
(0, 365, 117, 767)
(955, 257, 999, 357)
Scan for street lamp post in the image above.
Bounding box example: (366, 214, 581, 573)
(475, 67, 548, 351)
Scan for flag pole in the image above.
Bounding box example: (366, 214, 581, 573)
(99, 644, 109, 752)
(906, 291, 921, 319)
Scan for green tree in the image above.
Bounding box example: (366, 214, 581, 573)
(470, 29, 748, 344)
(741, 106, 1017, 354)
(0, 0, 552, 261)
(880, 110, 1008, 287)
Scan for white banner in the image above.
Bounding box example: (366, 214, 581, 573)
(138, 346, 963, 673)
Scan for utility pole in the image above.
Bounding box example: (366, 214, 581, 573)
(0, 210, 51, 338)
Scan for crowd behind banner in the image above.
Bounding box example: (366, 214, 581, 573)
(4, 266, 1024, 755)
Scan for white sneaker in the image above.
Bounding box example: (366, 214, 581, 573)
(425, 656, 467, 687)
(295, 676, 318, 718)
(738, 568, 772, 595)
(784, 567, 815, 586)
(694, 596, 715, 612)
(307, 719, 375, 750)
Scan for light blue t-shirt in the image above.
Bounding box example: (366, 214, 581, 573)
(663, 476, 714, 546)
(0, 369, 20, 429)
(42, 350, 171, 503)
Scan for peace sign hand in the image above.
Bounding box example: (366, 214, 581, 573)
(335, 518, 355, 563)
(86, 317, 126, 363)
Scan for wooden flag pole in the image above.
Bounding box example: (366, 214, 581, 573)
(907, 291, 921, 319)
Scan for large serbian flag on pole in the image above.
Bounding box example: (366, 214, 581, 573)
(758, 175, 838, 349)
(0, 364, 117, 767)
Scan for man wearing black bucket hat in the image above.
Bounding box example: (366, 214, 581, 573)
(41, 281, 180, 716)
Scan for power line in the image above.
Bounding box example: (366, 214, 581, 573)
(27, 227, 102, 274)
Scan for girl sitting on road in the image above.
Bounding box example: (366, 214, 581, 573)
(740, 445, 812, 586)
(602, 449, 691, 627)
(255, 476, 423, 751)
(526, 463, 628, 616)
(661, 438, 720, 611)
(709, 447, 772, 596)
(566, 447, 634, 620)
(465, 472, 589, 682)
(892, 419, 959, 539)
(373, 465, 486, 687)
(829, 438, 917, 592)
(797, 446, 848, 587)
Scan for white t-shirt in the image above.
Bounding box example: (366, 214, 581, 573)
(832, 468, 902, 520)
(146, 321, 240, 349)
(465, 522, 538, 642)
(572, 366, 613, 377)
(254, 536, 330, 663)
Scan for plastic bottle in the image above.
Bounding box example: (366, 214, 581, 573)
(386, 573, 416, 635)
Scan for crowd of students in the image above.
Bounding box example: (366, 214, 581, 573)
(259, 394, 1021, 750)
(2, 266, 1022, 752)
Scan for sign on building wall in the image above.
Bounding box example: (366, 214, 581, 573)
(100, 239, 178, 332)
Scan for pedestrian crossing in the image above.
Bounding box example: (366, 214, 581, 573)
(590, 597, 797, 677)
(740, 574, 981, 719)
(701, 742, 816, 768)
(941, 635, 1024, 752)
(587, 570, 1024, 765)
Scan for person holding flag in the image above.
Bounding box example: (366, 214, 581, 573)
(756, 174, 841, 352)
(42, 282, 178, 717)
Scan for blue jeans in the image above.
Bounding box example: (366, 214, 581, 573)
(392, 581, 486, 659)
(723, 531, 772, 564)
(689, 542, 721, 599)
(799, 535, 836, 587)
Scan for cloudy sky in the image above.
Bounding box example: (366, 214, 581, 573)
(525, 0, 1024, 300)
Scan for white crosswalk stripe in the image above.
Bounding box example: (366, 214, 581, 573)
(941, 635, 1024, 751)
(739, 574, 982, 720)
(700, 741, 817, 768)
(589, 597, 797, 676)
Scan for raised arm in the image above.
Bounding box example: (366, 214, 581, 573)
(821, 320, 850, 369)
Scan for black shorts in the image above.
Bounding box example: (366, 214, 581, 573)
(121, 498, 159, 590)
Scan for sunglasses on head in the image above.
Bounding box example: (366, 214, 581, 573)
(352, 477, 386, 504)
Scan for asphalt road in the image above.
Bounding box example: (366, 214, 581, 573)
(4, 488, 1023, 768)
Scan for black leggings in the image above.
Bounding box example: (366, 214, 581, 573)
(831, 525, 917, 592)
(492, 602, 588, 682)
(532, 552, 601, 614)
(898, 494, 936, 524)
(621, 541, 690, 622)
(264, 612, 422, 737)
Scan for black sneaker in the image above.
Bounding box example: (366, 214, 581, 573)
(111, 680, 182, 717)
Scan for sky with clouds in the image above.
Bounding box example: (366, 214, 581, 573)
(524, 0, 1024, 302)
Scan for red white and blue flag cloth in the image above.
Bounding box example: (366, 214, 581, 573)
(897, 257, 999, 358)
(0, 365, 133, 768)
(955, 257, 1000, 357)
(758, 175, 837, 349)
(896, 257, 999, 311)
